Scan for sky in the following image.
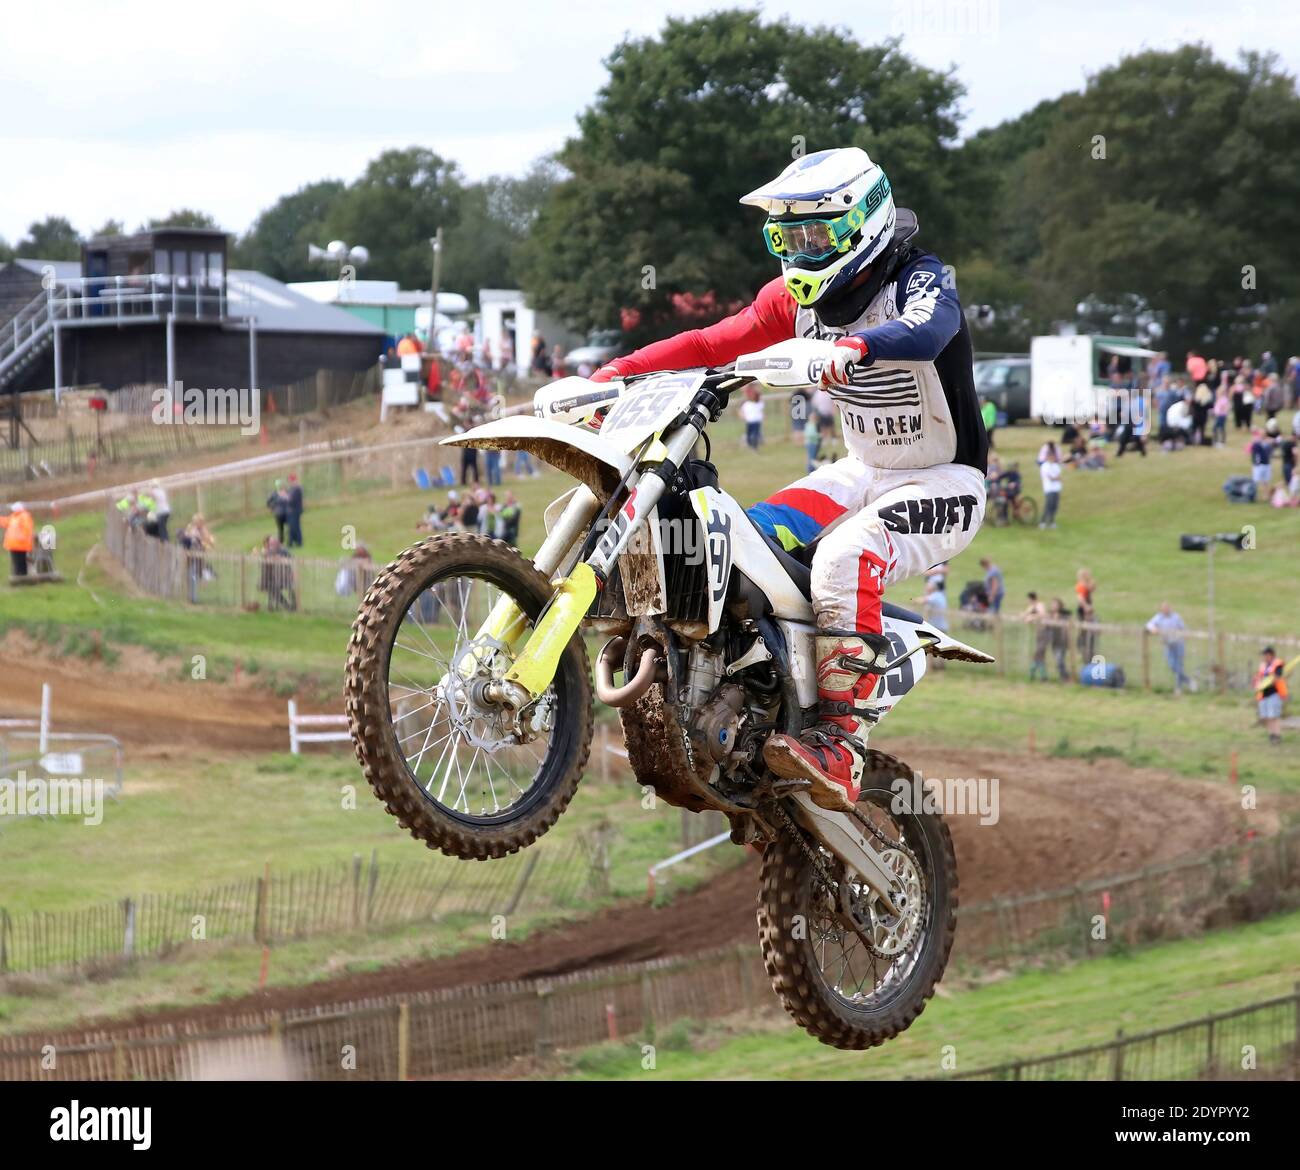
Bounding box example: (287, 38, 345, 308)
(3, 0, 1298, 245)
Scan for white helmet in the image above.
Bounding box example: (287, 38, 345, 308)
(740, 147, 896, 308)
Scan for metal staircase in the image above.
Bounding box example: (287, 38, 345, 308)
(0, 275, 233, 396)
(0, 287, 65, 393)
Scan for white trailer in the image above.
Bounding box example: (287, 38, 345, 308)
(1030, 335, 1156, 425)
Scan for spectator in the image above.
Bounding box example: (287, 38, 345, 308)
(259, 536, 297, 612)
(1022, 592, 1049, 681)
(1231, 377, 1251, 430)
(1046, 598, 1071, 681)
(1212, 383, 1230, 447)
(178, 513, 215, 604)
(804, 407, 823, 472)
(335, 544, 376, 597)
(1, 500, 35, 577)
(550, 344, 567, 379)
(1261, 373, 1284, 421)
(459, 490, 481, 531)
(741, 385, 765, 450)
(1146, 602, 1190, 694)
(485, 447, 502, 486)
(920, 575, 948, 631)
(512, 447, 538, 478)
(1039, 442, 1062, 529)
(149, 479, 172, 542)
(531, 333, 550, 376)
(790, 388, 810, 441)
(266, 479, 290, 543)
(396, 332, 423, 357)
(1249, 427, 1273, 494)
(979, 557, 1005, 614)
(1186, 350, 1207, 385)
(497, 491, 522, 546)
(1277, 425, 1297, 492)
(286, 473, 304, 548)
(460, 444, 480, 486)
(980, 395, 997, 448)
(1191, 381, 1214, 446)
(1075, 568, 1098, 661)
(1254, 647, 1287, 745)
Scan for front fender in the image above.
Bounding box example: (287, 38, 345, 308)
(441, 417, 631, 497)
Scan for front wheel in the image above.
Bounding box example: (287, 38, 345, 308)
(345, 533, 592, 860)
(757, 754, 957, 1050)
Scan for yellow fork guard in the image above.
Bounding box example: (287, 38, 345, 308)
(504, 563, 599, 697)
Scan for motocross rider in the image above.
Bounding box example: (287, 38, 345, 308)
(590, 147, 988, 813)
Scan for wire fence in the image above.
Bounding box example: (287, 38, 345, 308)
(952, 990, 1300, 1081)
(0, 836, 603, 977)
(950, 823, 1300, 969)
(104, 505, 380, 616)
(2, 823, 1296, 1079)
(944, 612, 1299, 696)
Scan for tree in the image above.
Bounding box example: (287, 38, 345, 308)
(441, 160, 564, 306)
(1018, 46, 1300, 355)
(88, 218, 126, 239)
(15, 216, 81, 260)
(232, 179, 346, 281)
(320, 148, 465, 292)
(147, 209, 221, 230)
(518, 11, 965, 338)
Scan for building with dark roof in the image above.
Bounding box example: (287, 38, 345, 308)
(0, 228, 385, 400)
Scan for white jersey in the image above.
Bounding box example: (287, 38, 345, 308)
(793, 253, 985, 472)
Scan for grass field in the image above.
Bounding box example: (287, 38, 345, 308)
(558, 908, 1300, 1080)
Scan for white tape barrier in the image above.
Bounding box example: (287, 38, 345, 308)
(287, 699, 350, 754)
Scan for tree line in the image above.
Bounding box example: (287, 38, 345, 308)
(4, 11, 1298, 356)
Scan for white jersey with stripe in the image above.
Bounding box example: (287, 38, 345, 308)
(795, 252, 985, 472)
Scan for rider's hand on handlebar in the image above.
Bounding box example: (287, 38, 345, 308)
(820, 335, 869, 388)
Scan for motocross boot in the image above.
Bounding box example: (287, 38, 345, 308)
(762, 633, 892, 812)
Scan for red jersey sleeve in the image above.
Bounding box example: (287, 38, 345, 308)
(591, 277, 795, 382)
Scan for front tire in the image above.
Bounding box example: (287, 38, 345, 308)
(757, 754, 957, 1049)
(345, 534, 592, 860)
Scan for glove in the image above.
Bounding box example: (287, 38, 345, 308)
(820, 335, 869, 388)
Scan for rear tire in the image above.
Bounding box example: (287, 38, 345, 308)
(345, 533, 592, 860)
(757, 756, 957, 1049)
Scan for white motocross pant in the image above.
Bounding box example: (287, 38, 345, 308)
(747, 457, 987, 632)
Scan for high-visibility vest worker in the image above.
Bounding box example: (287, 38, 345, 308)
(0, 503, 34, 552)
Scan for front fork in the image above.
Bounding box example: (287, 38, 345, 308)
(481, 414, 706, 708)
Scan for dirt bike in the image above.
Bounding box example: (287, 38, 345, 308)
(345, 338, 994, 1050)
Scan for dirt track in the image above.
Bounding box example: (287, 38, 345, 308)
(0, 636, 290, 756)
(40, 737, 1252, 1036)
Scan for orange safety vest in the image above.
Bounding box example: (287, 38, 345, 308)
(0, 508, 35, 552)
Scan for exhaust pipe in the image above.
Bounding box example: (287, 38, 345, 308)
(595, 637, 661, 707)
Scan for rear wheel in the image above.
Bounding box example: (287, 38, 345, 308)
(757, 755, 956, 1049)
(345, 533, 592, 860)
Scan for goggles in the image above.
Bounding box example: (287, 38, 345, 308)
(760, 175, 889, 263)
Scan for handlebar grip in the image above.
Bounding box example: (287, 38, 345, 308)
(501, 401, 536, 417)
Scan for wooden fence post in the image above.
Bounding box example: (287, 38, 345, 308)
(535, 985, 554, 1060)
(1141, 628, 1151, 690)
(396, 1002, 410, 1081)
(122, 897, 136, 960)
(640, 971, 656, 1040)
(1110, 1029, 1125, 1080)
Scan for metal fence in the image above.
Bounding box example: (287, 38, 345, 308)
(0, 837, 602, 976)
(953, 990, 1300, 1081)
